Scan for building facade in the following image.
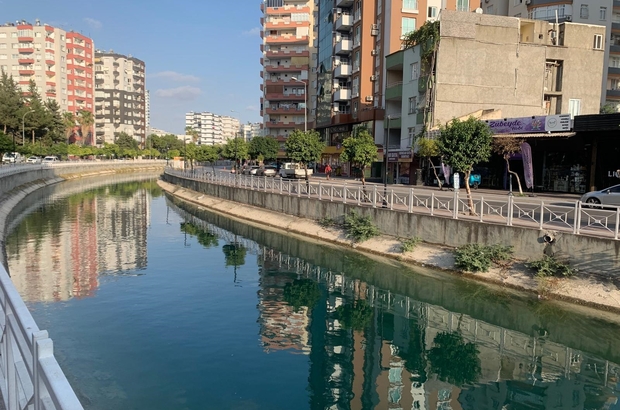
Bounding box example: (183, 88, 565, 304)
(259, 0, 317, 146)
(482, 0, 620, 110)
(0, 20, 95, 142)
(185, 111, 241, 145)
(94, 51, 146, 146)
(240, 122, 263, 141)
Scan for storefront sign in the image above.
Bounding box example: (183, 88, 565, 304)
(387, 152, 399, 162)
(486, 114, 571, 134)
(387, 151, 413, 162)
(608, 170, 620, 178)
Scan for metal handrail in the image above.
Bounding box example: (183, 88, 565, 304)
(165, 168, 620, 241)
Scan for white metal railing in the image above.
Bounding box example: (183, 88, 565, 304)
(0, 263, 83, 409)
(165, 168, 620, 241)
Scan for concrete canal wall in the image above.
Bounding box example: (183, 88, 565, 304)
(163, 173, 620, 276)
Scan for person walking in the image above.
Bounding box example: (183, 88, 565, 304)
(325, 164, 332, 181)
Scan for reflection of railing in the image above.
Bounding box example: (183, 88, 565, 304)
(165, 168, 620, 241)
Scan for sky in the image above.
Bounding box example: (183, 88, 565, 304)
(6, 0, 264, 134)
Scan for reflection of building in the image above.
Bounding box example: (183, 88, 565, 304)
(7, 186, 151, 302)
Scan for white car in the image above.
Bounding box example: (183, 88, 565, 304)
(2, 152, 23, 163)
(42, 156, 59, 163)
(26, 156, 42, 164)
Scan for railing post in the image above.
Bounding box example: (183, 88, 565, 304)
(357, 185, 362, 205)
(507, 195, 514, 226)
(264, 176, 268, 192)
(373, 185, 377, 208)
(453, 189, 458, 219)
(408, 188, 413, 213)
(390, 189, 394, 210)
(343, 183, 347, 204)
(6, 313, 17, 410)
(279, 177, 283, 195)
(32, 330, 49, 410)
(319, 181, 323, 201)
(307, 180, 311, 198)
(297, 179, 301, 197)
(573, 200, 579, 234)
(615, 206, 620, 240)
(479, 196, 484, 222)
(431, 192, 435, 216)
(539, 201, 545, 229)
(330, 184, 334, 202)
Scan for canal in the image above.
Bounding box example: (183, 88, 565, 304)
(4, 178, 620, 410)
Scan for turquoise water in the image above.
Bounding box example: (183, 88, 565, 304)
(5, 179, 620, 410)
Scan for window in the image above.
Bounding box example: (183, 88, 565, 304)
(580, 4, 588, 19)
(408, 96, 417, 114)
(594, 34, 603, 49)
(0, 44, 5, 49)
(457, 0, 469, 11)
(0, 33, 5, 38)
(403, 0, 418, 10)
(411, 62, 419, 80)
(402, 17, 416, 36)
(0, 55, 6, 60)
(600, 6, 607, 20)
(428, 6, 438, 17)
(35, 32, 41, 38)
(408, 127, 416, 147)
(610, 56, 620, 68)
(568, 99, 581, 118)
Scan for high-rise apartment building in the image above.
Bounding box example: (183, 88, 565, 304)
(483, 0, 620, 111)
(94, 51, 146, 146)
(185, 111, 241, 145)
(240, 122, 263, 141)
(145, 89, 151, 131)
(0, 20, 95, 141)
(259, 0, 317, 146)
(314, 0, 477, 163)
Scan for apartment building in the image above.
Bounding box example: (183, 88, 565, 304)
(240, 122, 263, 141)
(0, 20, 95, 140)
(314, 0, 478, 163)
(483, 0, 620, 110)
(185, 111, 241, 145)
(94, 51, 146, 146)
(259, 0, 317, 145)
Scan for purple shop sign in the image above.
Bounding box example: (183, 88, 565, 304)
(486, 117, 546, 134)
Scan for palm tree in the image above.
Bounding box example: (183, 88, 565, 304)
(185, 126, 199, 143)
(76, 110, 94, 146)
(62, 112, 76, 144)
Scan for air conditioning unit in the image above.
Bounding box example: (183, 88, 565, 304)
(371, 49, 378, 56)
(365, 96, 374, 102)
(565, 15, 572, 21)
(371, 29, 379, 36)
(371, 24, 378, 30)
(370, 75, 378, 81)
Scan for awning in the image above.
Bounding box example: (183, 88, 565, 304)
(493, 132, 576, 138)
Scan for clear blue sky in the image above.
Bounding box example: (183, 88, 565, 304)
(7, 0, 264, 134)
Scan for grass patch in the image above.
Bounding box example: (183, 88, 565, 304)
(400, 237, 422, 253)
(343, 210, 379, 243)
(454, 244, 513, 273)
(528, 255, 574, 277)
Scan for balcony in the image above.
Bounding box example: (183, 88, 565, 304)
(384, 116, 401, 129)
(264, 20, 310, 30)
(606, 89, 620, 97)
(265, 35, 309, 45)
(609, 67, 620, 75)
(17, 36, 34, 43)
(18, 57, 34, 64)
(267, 121, 305, 129)
(614, 22, 620, 31)
(265, 106, 305, 115)
(335, 39, 352, 55)
(334, 88, 351, 101)
(265, 50, 309, 58)
(265, 93, 305, 101)
(334, 63, 351, 78)
(336, 0, 354, 7)
(18, 47, 34, 54)
(386, 52, 404, 70)
(18, 69, 35, 76)
(335, 14, 353, 32)
(385, 82, 403, 100)
(265, 64, 308, 73)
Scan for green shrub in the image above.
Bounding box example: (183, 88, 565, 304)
(401, 237, 422, 253)
(343, 210, 379, 243)
(318, 216, 337, 228)
(454, 244, 513, 273)
(528, 256, 574, 277)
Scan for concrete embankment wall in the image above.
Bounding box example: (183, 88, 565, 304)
(163, 173, 620, 276)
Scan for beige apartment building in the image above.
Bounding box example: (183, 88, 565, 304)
(0, 20, 95, 142)
(94, 51, 147, 146)
(185, 111, 241, 145)
(260, 0, 317, 148)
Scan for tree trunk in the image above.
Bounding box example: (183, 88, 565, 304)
(504, 157, 523, 195)
(428, 158, 443, 190)
(464, 169, 477, 216)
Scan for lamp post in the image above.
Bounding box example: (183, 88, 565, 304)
(383, 115, 391, 208)
(291, 77, 307, 132)
(20, 109, 34, 154)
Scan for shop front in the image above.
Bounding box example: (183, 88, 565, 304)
(386, 150, 414, 185)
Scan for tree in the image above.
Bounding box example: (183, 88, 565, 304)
(438, 117, 493, 214)
(285, 129, 325, 180)
(115, 132, 139, 150)
(600, 103, 617, 114)
(195, 144, 222, 172)
(248, 136, 279, 163)
(76, 110, 94, 146)
(24, 80, 50, 144)
(185, 142, 198, 169)
(63, 112, 77, 144)
(493, 137, 524, 195)
(0, 71, 24, 135)
(283, 279, 320, 312)
(222, 137, 248, 171)
(0, 132, 13, 157)
(417, 137, 444, 190)
(340, 126, 378, 186)
(335, 300, 373, 331)
(222, 243, 247, 267)
(185, 126, 200, 143)
(44, 100, 66, 143)
(428, 331, 481, 386)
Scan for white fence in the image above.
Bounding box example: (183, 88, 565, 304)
(166, 168, 620, 241)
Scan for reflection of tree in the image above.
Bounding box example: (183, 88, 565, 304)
(428, 331, 481, 386)
(222, 243, 247, 268)
(179, 222, 219, 249)
(336, 300, 373, 331)
(283, 279, 320, 312)
(400, 321, 428, 383)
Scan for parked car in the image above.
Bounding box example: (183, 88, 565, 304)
(243, 166, 260, 175)
(258, 166, 278, 177)
(2, 152, 23, 164)
(279, 162, 313, 179)
(42, 156, 59, 163)
(26, 156, 42, 164)
(581, 184, 620, 206)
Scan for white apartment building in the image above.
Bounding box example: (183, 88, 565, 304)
(483, 0, 620, 110)
(240, 122, 263, 141)
(185, 111, 241, 145)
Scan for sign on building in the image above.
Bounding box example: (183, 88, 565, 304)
(486, 114, 571, 134)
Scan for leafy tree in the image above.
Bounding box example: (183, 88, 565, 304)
(222, 137, 248, 172)
(76, 110, 94, 146)
(417, 137, 444, 190)
(101, 143, 120, 158)
(44, 100, 66, 143)
(428, 331, 481, 386)
(336, 299, 373, 331)
(438, 117, 493, 214)
(184, 126, 200, 143)
(0, 71, 24, 135)
(0, 132, 13, 157)
(248, 136, 279, 163)
(23, 80, 50, 144)
(283, 279, 320, 312)
(600, 103, 617, 114)
(285, 129, 325, 180)
(195, 144, 222, 172)
(115, 132, 139, 150)
(222, 243, 247, 267)
(493, 137, 524, 195)
(340, 126, 378, 185)
(180, 222, 219, 248)
(63, 112, 77, 144)
(168, 149, 181, 158)
(184, 142, 198, 169)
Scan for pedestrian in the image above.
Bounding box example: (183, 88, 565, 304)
(325, 164, 332, 180)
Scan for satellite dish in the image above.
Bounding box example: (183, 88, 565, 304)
(475, 7, 483, 13)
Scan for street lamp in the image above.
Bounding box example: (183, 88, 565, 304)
(21, 109, 34, 153)
(291, 77, 307, 132)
